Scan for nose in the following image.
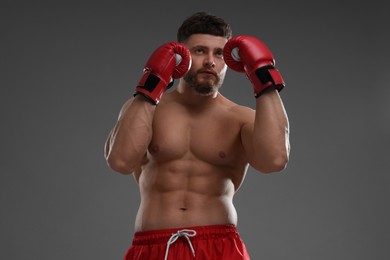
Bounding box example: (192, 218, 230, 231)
(204, 54, 216, 68)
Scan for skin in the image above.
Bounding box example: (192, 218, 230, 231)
(105, 34, 290, 232)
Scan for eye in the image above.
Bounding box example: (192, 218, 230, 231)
(194, 48, 204, 55)
(215, 50, 223, 58)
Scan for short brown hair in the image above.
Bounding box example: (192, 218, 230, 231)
(177, 12, 232, 43)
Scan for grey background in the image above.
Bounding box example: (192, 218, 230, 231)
(1, 1, 389, 259)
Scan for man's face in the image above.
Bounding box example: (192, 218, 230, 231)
(182, 34, 228, 96)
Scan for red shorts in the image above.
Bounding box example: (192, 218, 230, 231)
(124, 224, 250, 260)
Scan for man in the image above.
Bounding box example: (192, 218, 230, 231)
(104, 11, 290, 260)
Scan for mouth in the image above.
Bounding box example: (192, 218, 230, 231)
(198, 70, 217, 77)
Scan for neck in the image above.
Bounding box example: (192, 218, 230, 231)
(175, 79, 220, 107)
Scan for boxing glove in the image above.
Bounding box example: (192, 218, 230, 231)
(223, 35, 285, 97)
(135, 42, 191, 105)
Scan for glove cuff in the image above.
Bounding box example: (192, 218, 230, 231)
(249, 65, 285, 98)
(134, 72, 172, 105)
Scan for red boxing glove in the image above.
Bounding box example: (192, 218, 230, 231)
(223, 35, 285, 98)
(135, 42, 191, 105)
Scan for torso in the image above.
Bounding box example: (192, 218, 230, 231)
(133, 90, 254, 232)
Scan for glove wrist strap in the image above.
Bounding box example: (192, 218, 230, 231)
(250, 65, 285, 98)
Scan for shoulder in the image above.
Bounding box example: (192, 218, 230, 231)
(218, 94, 255, 123)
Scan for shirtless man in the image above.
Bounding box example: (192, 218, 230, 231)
(104, 12, 290, 260)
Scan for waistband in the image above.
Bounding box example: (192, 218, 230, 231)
(132, 224, 239, 245)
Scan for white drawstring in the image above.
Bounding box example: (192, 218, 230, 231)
(164, 229, 197, 260)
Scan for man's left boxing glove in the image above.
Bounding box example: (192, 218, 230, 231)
(223, 35, 285, 98)
(134, 42, 191, 105)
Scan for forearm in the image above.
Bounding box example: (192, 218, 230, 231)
(104, 42, 190, 174)
(105, 96, 155, 174)
(223, 35, 290, 172)
(252, 88, 290, 172)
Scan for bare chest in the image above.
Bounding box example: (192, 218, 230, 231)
(148, 105, 244, 166)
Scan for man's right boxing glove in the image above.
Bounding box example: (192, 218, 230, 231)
(134, 42, 191, 105)
(223, 35, 285, 98)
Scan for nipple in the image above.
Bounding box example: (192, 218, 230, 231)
(219, 151, 226, 159)
(150, 145, 159, 154)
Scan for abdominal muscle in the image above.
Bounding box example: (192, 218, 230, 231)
(134, 158, 239, 232)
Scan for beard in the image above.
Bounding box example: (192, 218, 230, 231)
(183, 68, 225, 96)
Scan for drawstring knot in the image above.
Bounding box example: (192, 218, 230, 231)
(164, 229, 197, 260)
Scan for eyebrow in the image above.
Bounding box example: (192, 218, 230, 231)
(190, 45, 223, 52)
(190, 45, 207, 50)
